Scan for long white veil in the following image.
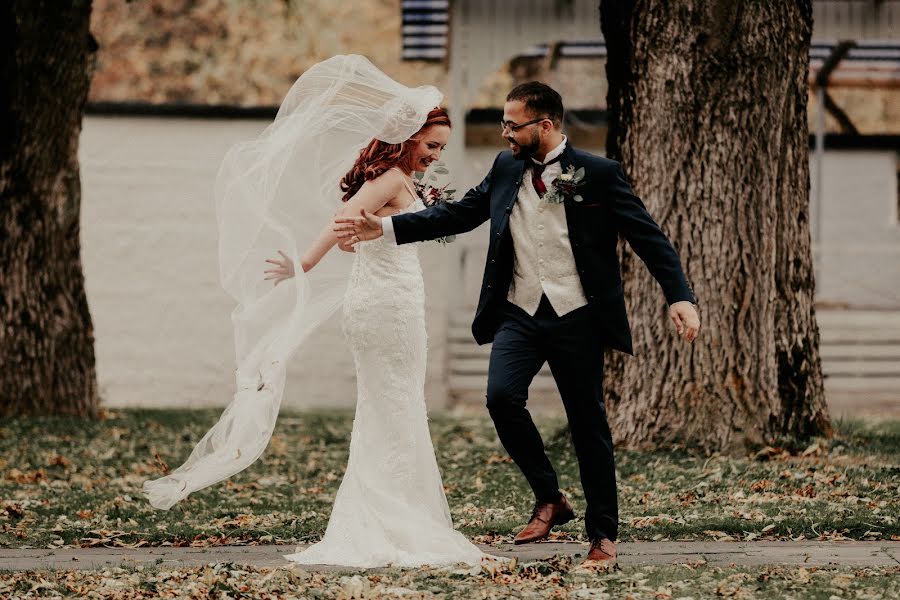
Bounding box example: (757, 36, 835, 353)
(143, 55, 443, 510)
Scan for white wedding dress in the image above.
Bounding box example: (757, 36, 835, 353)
(284, 181, 486, 568)
(141, 55, 489, 569)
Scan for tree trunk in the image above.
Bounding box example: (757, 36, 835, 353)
(599, 0, 831, 451)
(0, 1, 99, 417)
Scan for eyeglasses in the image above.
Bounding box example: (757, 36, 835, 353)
(500, 117, 550, 133)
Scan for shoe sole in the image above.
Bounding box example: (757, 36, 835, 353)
(513, 508, 576, 545)
(581, 558, 617, 569)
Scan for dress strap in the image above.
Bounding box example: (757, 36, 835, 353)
(390, 167, 418, 202)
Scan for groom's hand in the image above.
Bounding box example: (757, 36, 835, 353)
(669, 301, 700, 343)
(334, 208, 384, 245)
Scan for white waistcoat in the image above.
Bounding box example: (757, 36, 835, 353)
(506, 174, 588, 317)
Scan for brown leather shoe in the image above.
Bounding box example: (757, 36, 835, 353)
(585, 537, 617, 566)
(513, 492, 575, 545)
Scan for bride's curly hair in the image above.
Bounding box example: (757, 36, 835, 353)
(340, 107, 451, 202)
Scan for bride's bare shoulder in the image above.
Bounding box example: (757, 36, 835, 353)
(341, 168, 407, 216)
(372, 167, 406, 189)
(356, 168, 404, 195)
(365, 168, 407, 203)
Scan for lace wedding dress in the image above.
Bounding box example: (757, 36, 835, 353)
(284, 182, 486, 568)
(141, 55, 487, 569)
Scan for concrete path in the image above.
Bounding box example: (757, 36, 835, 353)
(2, 541, 898, 572)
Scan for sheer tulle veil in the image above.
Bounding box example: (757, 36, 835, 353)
(142, 55, 443, 510)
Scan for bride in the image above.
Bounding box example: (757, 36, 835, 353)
(141, 55, 487, 568)
(269, 106, 487, 567)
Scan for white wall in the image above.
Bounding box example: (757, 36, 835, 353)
(812, 149, 900, 308)
(79, 116, 452, 410)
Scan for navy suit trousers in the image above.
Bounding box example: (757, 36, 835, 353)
(486, 295, 618, 541)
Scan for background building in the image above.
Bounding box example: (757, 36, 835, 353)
(80, 0, 900, 414)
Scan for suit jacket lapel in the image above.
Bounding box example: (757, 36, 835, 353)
(558, 142, 576, 174)
(500, 158, 528, 222)
(559, 143, 579, 234)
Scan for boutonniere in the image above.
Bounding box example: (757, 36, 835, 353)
(544, 165, 586, 204)
(413, 161, 456, 244)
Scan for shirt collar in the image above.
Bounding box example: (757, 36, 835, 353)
(532, 135, 568, 165)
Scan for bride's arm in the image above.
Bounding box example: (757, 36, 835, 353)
(298, 171, 404, 272)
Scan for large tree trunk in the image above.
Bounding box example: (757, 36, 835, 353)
(0, 1, 99, 417)
(599, 0, 831, 451)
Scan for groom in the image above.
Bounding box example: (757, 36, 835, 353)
(335, 82, 700, 565)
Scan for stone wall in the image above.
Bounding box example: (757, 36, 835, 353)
(89, 0, 448, 106)
(814, 87, 900, 135)
(89, 1, 899, 133)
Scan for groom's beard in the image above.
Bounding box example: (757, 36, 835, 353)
(506, 131, 541, 161)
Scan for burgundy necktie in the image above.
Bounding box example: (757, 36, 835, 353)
(531, 155, 561, 197)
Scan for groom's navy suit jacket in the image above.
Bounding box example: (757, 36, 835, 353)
(391, 144, 696, 355)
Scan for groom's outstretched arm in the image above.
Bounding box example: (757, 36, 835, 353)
(605, 161, 696, 306)
(387, 156, 497, 245)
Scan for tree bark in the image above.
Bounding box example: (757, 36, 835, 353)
(0, 1, 99, 417)
(599, 0, 831, 451)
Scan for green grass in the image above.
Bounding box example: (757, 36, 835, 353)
(0, 409, 897, 548)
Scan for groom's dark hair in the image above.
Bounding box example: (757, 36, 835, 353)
(506, 82, 564, 129)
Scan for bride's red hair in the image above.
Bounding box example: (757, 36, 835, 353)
(340, 107, 451, 202)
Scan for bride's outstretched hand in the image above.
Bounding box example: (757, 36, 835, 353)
(334, 208, 384, 244)
(264, 250, 296, 285)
